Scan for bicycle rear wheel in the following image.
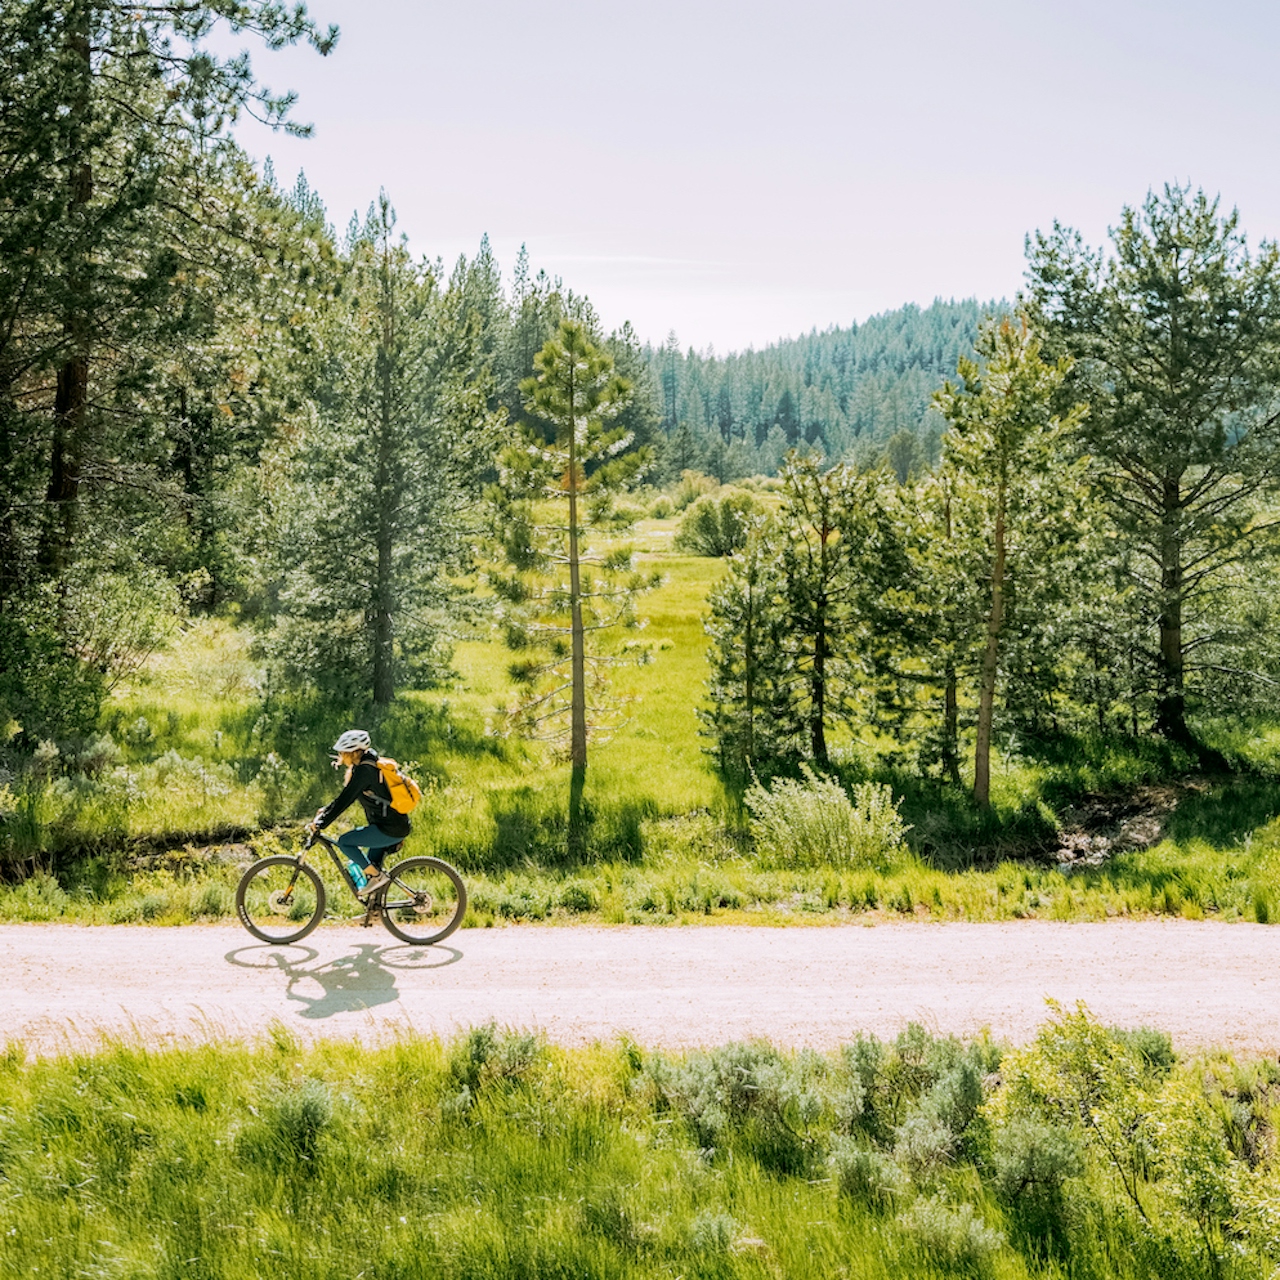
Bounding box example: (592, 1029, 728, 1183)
(236, 856, 327, 944)
(379, 856, 467, 945)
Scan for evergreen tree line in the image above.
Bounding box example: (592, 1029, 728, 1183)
(643, 299, 1002, 483)
(0, 1, 338, 742)
(0, 0, 667, 746)
(704, 187, 1280, 798)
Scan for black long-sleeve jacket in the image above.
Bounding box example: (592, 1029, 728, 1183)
(315, 750, 411, 838)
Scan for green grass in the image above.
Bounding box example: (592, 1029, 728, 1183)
(0, 1013, 1277, 1279)
(7, 516, 1280, 925)
(398, 546, 727, 870)
(0, 547, 728, 865)
(6, 789, 1280, 928)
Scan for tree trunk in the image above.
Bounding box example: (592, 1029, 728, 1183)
(743, 576, 756, 768)
(372, 526, 394, 706)
(0, 378, 19, 606)
(939, 483, 961, 786)
(810, 590, 828, 764)
(974, 484, 1007, 808)
(371, 242, 397, 707)
(41, 347, 89, 577)
(567, 372, 587, 854)
(39, 7, 92, 578)
(942, 660, 961, 786)
(1129, 645, 1140, 737)
(809, 518, 832, 766)
(1155, 471, 1190, 744)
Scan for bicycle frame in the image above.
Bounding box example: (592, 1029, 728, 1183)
(303, 828, 367, 895)
(301, 829, 409, 925)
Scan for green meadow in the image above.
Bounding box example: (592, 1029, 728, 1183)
(5, 517, 1280, 929)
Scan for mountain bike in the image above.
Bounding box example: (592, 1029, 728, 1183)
(235, 829, 466, 947)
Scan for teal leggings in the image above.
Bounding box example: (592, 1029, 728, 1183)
(336, 826, 403, 871)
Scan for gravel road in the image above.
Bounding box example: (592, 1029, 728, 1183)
(0, 919, 1271, 1056)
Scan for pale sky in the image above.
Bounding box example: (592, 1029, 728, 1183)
(226, 0, 1280, 353)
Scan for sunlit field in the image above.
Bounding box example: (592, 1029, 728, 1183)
(2, 1007, 1279, 1280)
(4, 514, 1280, 929)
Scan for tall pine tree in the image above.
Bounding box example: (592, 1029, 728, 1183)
(265, 196, 498, 708)
(489, 320, 656, 852)
(1027, 185, 1280, 751)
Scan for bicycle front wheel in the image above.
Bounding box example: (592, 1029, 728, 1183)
(379, 856, 467, 945)
(236, 856, 327, 944)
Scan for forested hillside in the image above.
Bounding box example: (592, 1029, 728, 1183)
(643, 299, 1002, 480)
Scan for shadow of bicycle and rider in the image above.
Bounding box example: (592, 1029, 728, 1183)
(224, 940, 463, 1020)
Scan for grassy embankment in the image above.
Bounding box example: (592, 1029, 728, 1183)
(4, 517, 1280, 926)
(1, 1009, 1278, 1279)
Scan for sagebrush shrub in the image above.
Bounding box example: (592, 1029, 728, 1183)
(854, 1026, 999, 1144)
(497, 887, 549, 919)
(188, 881, 231, 919)
(829, 1137, 908, 1210)
(140, 891, 170, 920)
(0, 873, 69, 922)
(900, 1195, 1006, 1271)
(105, 897, 142, 923)
(148, 750, 233, 803)
(643, 1042, 823, 1173)
(835, 1034, 880, 1130)
(557, 880, 598, 913)
(992, 1115, 1082, 1202)
(893, 1107, 954, 1182)
(928, 1061, 985, 1136)
(745, 765, 909, 870)
(68, 735, 122, 777)
(687, 1210, 742, 1253)
(447, 1023, 543, 1097)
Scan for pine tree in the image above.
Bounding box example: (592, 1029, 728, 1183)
(265, 195, 498, 708)
(900, 472, 973, 784)
(26, 1, 335, 577)
(661, 330, 680, 431)
(489, 320, 657, 851)
(774, 454, 879, 765)
(1027, 185, 1280, 751)
(700, 521, 797, 778)
(0, 0, 335, 735)
(933, 319, 1087, 807)
(701, 454, 905, 774)
(885, 429, 927, 484)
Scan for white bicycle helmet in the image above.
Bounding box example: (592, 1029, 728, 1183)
(331, 729, 372, 753)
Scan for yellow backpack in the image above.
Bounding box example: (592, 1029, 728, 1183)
(375, 757, 422, 815)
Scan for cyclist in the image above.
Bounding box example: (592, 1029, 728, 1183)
(307, 729, 410, 897)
